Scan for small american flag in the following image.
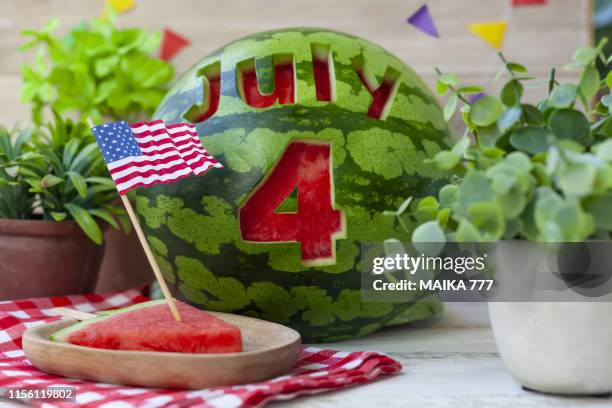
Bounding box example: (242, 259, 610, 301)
(91, 119, 222, 194)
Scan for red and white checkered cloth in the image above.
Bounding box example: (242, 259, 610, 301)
(0, 289, 401, 407)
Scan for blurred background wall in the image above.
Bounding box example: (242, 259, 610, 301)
(0, 0, 593, 127)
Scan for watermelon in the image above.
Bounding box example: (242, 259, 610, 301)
(137, 28, 450, 342)
(51, 300, 243, 353)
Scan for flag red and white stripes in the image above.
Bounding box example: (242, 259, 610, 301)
(92, 119, 222, 194)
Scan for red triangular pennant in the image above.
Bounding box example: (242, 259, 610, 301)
(512, 0, 546, 6)
(159, 28, 190, 61)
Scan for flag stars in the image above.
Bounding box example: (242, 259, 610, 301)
(92, 121, 142, 163)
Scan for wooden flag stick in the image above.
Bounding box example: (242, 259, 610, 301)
(87, 118, 182, 322)
(51, 307, 97, 321)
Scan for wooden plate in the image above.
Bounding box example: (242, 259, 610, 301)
(22, 312, 301, 389)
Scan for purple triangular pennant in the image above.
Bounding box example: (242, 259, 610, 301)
(407, 4, 439, 38)
(469, 92, 486, 104)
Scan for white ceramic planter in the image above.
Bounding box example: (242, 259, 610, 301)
(489, 302, 612, 395)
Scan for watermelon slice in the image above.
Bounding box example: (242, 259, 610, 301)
(51, 300, 243, 353)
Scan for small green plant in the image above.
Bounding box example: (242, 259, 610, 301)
(0, 115, 129, 243)
(0, 126, 36, 219)
(13, 10, 168, 243)
(20, 9, 174, 125)
(388, 39, 612, 243)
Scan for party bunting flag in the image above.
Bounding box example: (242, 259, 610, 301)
(468, 21, 508, 50)
(107, 0, 135, 14)
(159, 28, 191, 61)
(512, 0, 546, 6)
(406, 4, 439, 38)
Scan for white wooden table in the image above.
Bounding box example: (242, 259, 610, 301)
(283, 303, 612, 408)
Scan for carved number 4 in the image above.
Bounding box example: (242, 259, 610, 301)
(239, 141, 344, 266)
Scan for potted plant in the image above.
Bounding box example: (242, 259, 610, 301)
(14, 9, 176, 292)
(0, 114, 129, 299)
(387, 39, 612, 394)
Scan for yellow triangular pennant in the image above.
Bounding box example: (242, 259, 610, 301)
(107, 0, 135, 15)
(468, 21, 508, 50)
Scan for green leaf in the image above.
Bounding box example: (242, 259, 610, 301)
(437, 208, 451, 227)
(85, 176, 114, 186)
(534, 188, 563, 231)
(50, 211, 67, 221)
(88, 208, 119, 229)
(459, 105, 472, 128)
(500, 80, 523, 106)
(44, 18, 60, 33)
(598, 118, 612, 138)
(62, 138, 81, 169)
(469, 96, 503, 127)
(551, 200, 594, 241)
(439, 73, 459, 87)
(94, 55, 119, 77)
(548, 109, 590, 144)
(436, 80, 448, 95)
(593, 139, 612, 161)
(432, 150, 460, 171)
(572, 47, 598, 64)
(458, 170, 494, 209)
(505, 151, 533, 173)
(64, 203, 103, 244)
(396, 197, 413, 216)
(117, 214, 132, 234)
(532, 163, 551, 187)
(69, 143, 98, 173)
(417, 196, 439, 210)
(504, 218, 523, 239)
(455, 219, 483, 242)
(414, 204, 439, 224)
(507, 62, 527, 73)
(411, 221, 446, 252)
(509, 126, 551, 154)
(444, 92, 458, 121)
(439, 184, 459, 207)
(557, 161, 596, 197)
(497, 106, 522, 134)
(584, 194, 612, 230)
(607, 71, 612, 88)
(482, 146, 506, 160)
(451, 137, 470, 156)
(521, 104, 543, 125)
(579, 65, 600, 99)
(66, 171, 88, 198)
(549, 84, 578, 109)
(40, 174, 64, 188)
(467, 202, 504, 238)
(478, 125, 502, 148)
(457, 86, 483, 93)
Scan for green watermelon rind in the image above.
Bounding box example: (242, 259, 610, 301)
(141, 28, 450, 342)
(50, 300, 166, 342)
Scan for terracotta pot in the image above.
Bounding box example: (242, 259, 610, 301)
(0, 218, 106, 300)
(96, 227, 153, 292)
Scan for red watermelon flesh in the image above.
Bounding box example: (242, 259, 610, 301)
(63, 301, 242, 353)
(239, 141, 344, 265)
